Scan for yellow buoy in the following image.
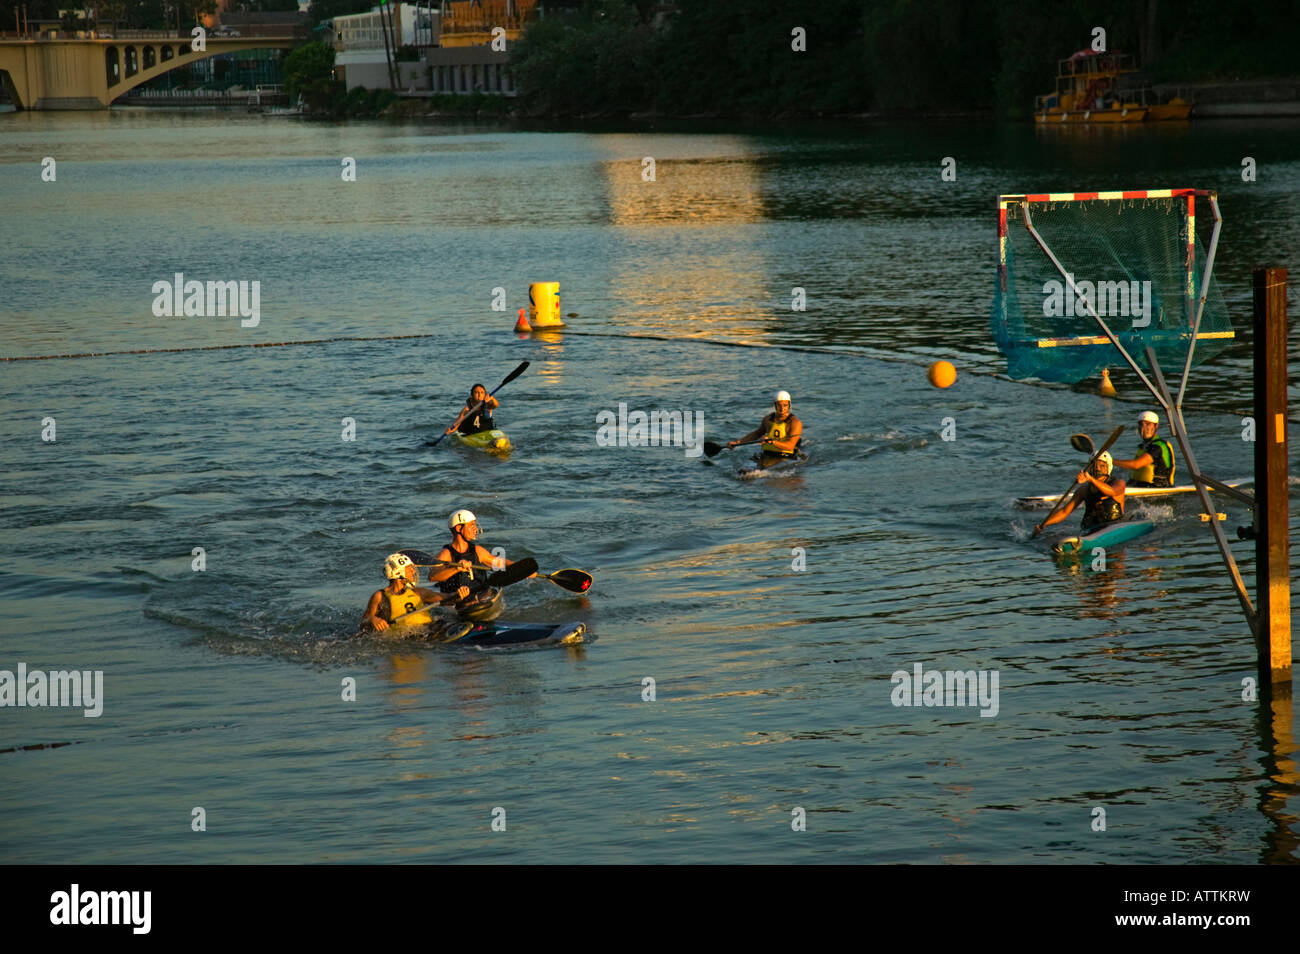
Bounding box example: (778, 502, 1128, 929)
(1099, 368, 1117, 397)
(528, 282, 563, 328)
(928, 360, 956, 388)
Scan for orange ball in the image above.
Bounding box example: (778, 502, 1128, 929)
(928, 360, 957, 388)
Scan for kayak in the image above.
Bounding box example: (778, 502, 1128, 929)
(1016, 477, 1248, 509)
(454, 428, 511, 453)
(1053, 517, 1156, 555)
(455, 586, 504, 622)
(738, 450, 809, 479)
(439, 619, 588, 648)
(372, 619, 589, 647)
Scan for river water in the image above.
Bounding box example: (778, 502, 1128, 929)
(1, 110, 1298, 864)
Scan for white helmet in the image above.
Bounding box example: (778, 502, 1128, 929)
(774, 390, 791, 403)
(1139, 411, 1159, 425)
(384, 552, 414, 580)
(1094, 451, 1113, 470)
(448, 509, 477, 530)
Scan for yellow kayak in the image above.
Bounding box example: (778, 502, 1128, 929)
(454, 428, 511, 454)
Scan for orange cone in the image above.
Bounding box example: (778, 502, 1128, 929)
(514, 307, 531, 333)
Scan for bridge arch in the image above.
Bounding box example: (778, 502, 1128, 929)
(107, 39, 297, 102)
(105, 46, 120, 88)
(0, 36, 298, 109)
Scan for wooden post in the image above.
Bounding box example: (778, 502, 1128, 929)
(1254, 267, 1291, 691)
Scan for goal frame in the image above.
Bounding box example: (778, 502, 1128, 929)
(997, 188, 1226, 408)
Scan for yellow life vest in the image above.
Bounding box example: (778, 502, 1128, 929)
(762, 418, 788, 454)
(383, 585, 431, 627)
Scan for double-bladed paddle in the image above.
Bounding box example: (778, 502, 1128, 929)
(1032, 425, 1124, 537)
(1069, 433, 1094, 454)
(703, 438, 761, 458)
(398, 549, 593, 593)
(427, 360, 529, 448)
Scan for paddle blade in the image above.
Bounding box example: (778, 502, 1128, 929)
(399, 548, 438, 566)
(497, 360, 530, 389)
(487, 557, 538, 588)
(703, 441, 726, 458)
(546, 569, 593, 593)
(1069, 433, 1094, 454)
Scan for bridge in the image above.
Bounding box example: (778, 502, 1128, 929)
(0, 33, 298, 110)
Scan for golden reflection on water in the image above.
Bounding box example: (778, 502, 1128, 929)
(1260, 689, 1298, 863)
(599, 145, 767, 227)
(596, 141, 777, 342)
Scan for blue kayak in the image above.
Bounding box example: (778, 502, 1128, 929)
(1054, 517, 1156, 555)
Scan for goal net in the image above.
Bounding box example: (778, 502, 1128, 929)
(991, 189, 1233, 384)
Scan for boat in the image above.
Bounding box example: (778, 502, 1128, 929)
(1129, 86, 1194, 120)
(1053, 517, 1155, 555)
(453, 428, 511, 453)
(1035, 51, 1147, 123)
(437, 619, 588, 648)
(369, 618, 588, 647)
(1015, 478, 1249, 509)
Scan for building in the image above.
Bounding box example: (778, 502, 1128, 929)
(332, 0, 584, 96)
(334, 3, 437, 91)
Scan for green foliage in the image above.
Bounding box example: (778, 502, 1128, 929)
(510, 0, 1300, 119)
(510, 0, 661, 116)
(283, 40, 337, 108)
(655, 0, 870, 115)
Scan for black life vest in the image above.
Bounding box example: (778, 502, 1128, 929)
(437, 538, 490, 595)
(457, 401, 494, 435)
(1081, 475, 1124, 532)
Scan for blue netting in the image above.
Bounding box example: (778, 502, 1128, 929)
(991, 194, 1233, 384)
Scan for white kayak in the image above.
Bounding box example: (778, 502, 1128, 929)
(1015, 477, 1249, 509)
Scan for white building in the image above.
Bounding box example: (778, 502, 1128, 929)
(334, 3, 438, 91)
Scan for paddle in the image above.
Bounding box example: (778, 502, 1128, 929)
(397, 549, 593, 593)
(426, 360, 529, 448)
(1069, 433, 1094, 454)
(541, 568, 593, 593)
(1032, 425, 1124, 538)
(703, 438, 761, 458)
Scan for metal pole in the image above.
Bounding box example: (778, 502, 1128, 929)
(1176, 191, 1222, 409)
(1145, 346, 1257, 635)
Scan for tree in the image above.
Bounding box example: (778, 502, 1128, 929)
(282, 39, 337, 110)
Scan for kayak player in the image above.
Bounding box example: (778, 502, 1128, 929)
(361, 552, 465, 633)
(1112, 411, 1176, 488)
(429, 509, 536, 596)
(728, 390, 804, 466)
(445, 383, 499, 437)
(1036, 451, 1127, 535)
